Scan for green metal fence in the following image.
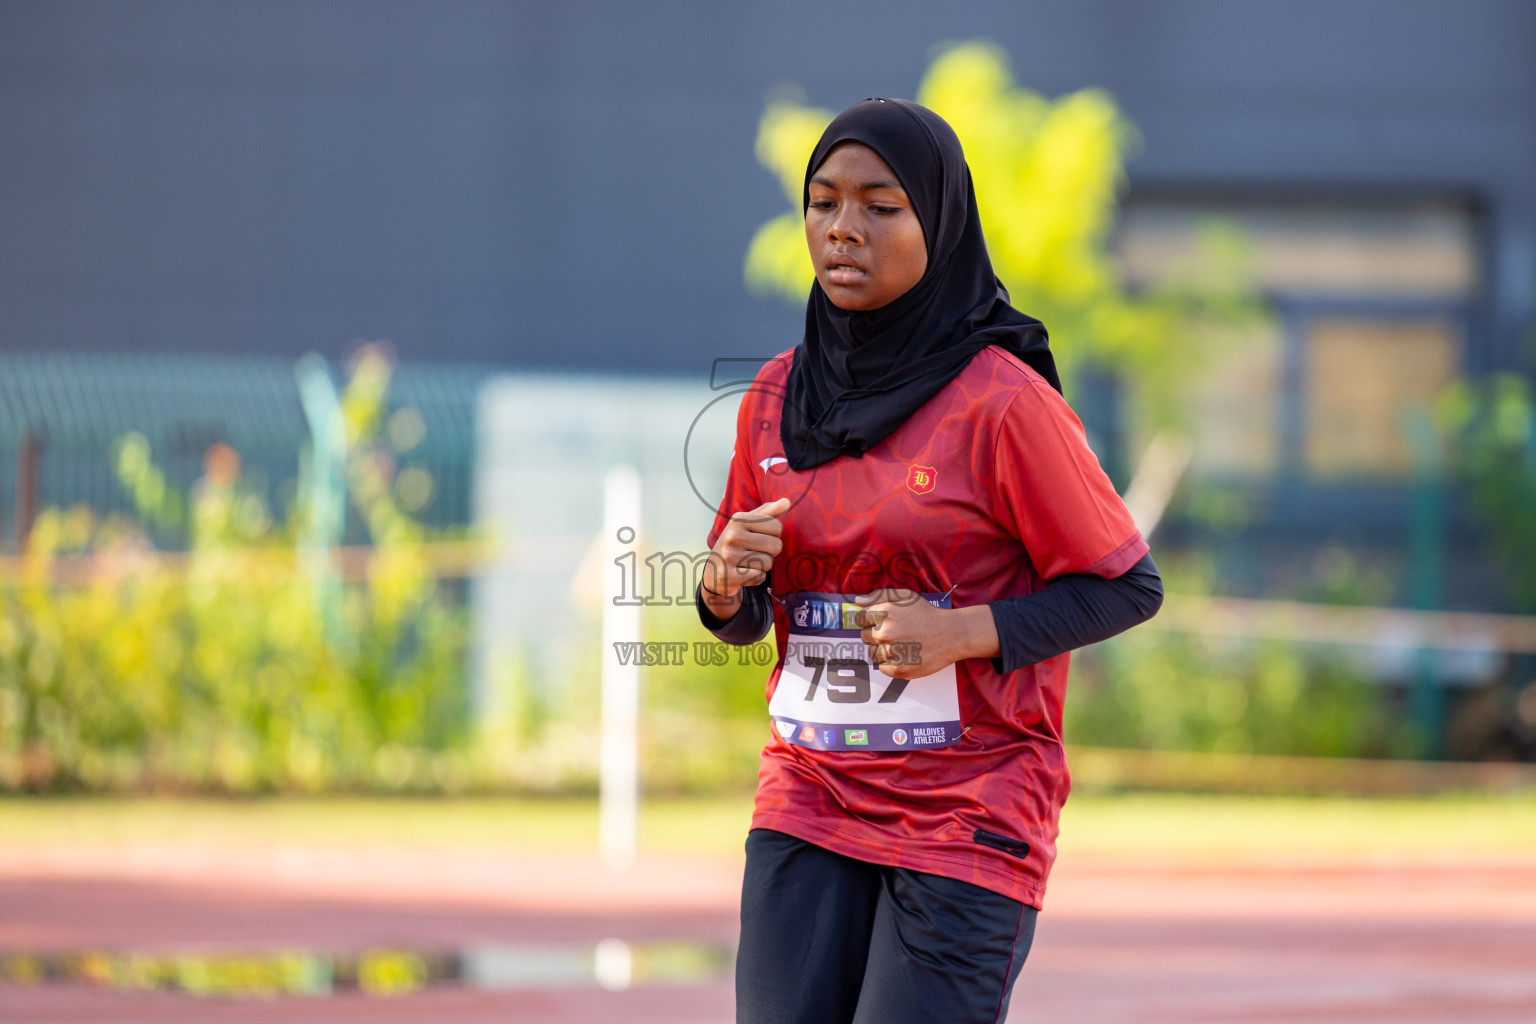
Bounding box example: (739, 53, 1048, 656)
(0, 351, 485, 548)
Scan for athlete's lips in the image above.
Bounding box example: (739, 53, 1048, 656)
(825, 252, 867, 285)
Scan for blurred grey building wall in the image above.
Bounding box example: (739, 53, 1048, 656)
(2, 0, 1532, 375)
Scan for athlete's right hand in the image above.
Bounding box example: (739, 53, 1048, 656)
(704, 497, 790, 598)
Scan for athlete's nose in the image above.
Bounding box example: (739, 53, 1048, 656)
(826, 207, 863, 245)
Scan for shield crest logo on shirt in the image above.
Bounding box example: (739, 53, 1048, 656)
(906, 465, 937, 494)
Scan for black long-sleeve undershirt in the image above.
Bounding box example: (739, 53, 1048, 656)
(695, 552, 1163, 673)
(697, 580, 777, 646)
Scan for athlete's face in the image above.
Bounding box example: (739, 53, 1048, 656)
(805, 142, 928, 311)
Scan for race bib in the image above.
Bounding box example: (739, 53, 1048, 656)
(768, 591, 962, 752)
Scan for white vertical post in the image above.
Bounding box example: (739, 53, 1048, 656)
(293, 354, 347, 648)
(600, 464, 642, 869)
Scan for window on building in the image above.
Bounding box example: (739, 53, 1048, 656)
(1188, 321, 1284, 476)
(1304, 316, 1460, 478)
(1116, 196, 1477, 481)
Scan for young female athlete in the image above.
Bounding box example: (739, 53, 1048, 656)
(697, 98, 1163, 1024)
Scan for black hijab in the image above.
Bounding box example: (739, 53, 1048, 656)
(780, 97, 1060, 470)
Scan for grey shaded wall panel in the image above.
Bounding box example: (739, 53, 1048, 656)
(1, 0, 1532, 372)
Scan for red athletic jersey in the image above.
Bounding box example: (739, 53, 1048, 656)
(707, 345, 1147, 908)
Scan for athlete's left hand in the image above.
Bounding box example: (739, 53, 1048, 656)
(852, 589, 1001, 679)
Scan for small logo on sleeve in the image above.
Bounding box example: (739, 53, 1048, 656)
(906, 465, 937, 494)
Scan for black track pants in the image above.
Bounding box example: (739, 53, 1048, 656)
(736, 829, 1037, 1024)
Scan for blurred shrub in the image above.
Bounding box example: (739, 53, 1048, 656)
(0, 519, 1417, 796)
(638, 605, 777, 794)
(1067, 558, 1415, 759)
(1439, 372, 1536, 612)
(1067, 634, 1415, 759)
(0, 347, 469, 794)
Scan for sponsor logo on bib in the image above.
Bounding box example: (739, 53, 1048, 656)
(776, 720, 795, 738)
(798, 725, 817, 743)
(809, 599, 841, 629)
(891, 728, 908, 745)
(906, 465, 937, 494)
(845, 729, 869, 746)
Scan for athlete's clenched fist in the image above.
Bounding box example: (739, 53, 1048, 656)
(853, 588, 1001, 679)
(701, 497, 790, 618)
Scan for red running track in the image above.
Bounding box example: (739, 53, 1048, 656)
(1, 842, 1533, 1023)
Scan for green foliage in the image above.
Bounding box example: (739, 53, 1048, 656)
(744, 40, 1260, 430)
(1065, 560, 1416, 759)
(1067, 634, 1413, 758)
(0, 347, 469, 794)
(638, 604, 777, 794)
(1438, 372, 1536, 611)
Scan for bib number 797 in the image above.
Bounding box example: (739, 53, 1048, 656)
(769, 591, 961, 751)
(801, 656, 908, 705)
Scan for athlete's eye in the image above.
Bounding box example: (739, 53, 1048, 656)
(870, 205, 900, 215)
(808, 199, 836, 210)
